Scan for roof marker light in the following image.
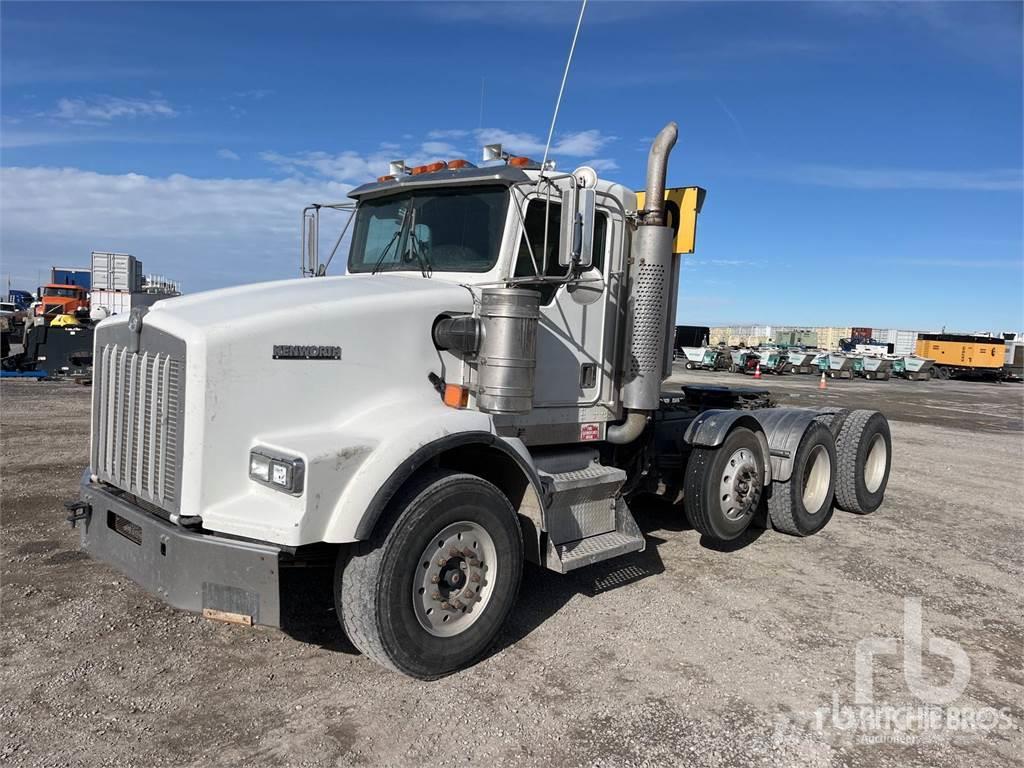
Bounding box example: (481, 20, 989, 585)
(377, 175, 396, 182)
(447, 159, 475, 169)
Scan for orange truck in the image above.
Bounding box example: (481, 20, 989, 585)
(35, 284, 89, 320)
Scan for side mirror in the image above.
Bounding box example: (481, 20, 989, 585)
(558, 187, 595, 269)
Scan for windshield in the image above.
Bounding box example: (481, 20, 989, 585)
(44, 287, 81, 298)
(347, 186, 508, 274)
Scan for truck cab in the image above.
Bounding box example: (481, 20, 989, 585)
(35, 284, 88, 320)
(73, 123, 893, 679)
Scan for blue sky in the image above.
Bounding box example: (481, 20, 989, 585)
(1, 1, 1021, 331)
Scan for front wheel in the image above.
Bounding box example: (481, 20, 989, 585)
(337, 470, 523, 679)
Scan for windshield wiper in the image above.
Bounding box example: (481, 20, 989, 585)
(404, 207, 432, 278)
(370, 206, 411, 275)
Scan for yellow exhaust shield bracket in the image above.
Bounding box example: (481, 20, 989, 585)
(635, 186, 707, 255)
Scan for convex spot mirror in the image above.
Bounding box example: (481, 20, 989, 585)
(558, 187, 596, 269)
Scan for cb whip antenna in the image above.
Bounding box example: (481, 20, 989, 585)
(539, 0, 588, 176)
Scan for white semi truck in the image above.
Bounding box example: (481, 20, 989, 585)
(69, 123, 892, 678)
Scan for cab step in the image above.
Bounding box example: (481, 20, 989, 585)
(544, 498, 645, 573)
(532, 450, 645, 574)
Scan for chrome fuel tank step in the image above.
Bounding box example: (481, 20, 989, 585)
(532, 449, 645, 573)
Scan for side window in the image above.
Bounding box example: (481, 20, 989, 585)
(514, 201, 610, 304)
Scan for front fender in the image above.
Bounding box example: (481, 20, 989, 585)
(319, 398, 498, 543)
(199, 397, 494, 546)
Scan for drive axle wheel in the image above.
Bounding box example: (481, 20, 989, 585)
(337, 470, 522, 679)
(766, 421, 837, 536)
(685, 426, 765, 541)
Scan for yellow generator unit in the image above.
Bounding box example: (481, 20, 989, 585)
(915, 333, 1005, 380)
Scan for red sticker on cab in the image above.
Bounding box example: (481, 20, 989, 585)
(580, 423, 601, 441)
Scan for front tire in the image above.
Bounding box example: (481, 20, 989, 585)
(685, 427, 765, 541)
(337, 470, 523, 679)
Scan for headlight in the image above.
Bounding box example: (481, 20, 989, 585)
(249, 449, 304, 495)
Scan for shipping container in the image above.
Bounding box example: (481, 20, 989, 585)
(91, 251, 143, 292)
(51, 267, 91, 289)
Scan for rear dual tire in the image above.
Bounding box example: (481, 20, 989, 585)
(815, 409, 891, 514)
(766, 421, 837, 536)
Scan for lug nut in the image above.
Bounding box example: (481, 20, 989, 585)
(432, 591, 441, 601)
(440, 602, 450, 610)
(437, 557, 447, 566)
(470, 573, 481, 583)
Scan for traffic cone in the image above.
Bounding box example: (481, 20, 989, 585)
(753, 362, 762, 379)
(819, 372, 827, 389)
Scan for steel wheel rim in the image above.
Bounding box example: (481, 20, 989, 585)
(718, 447, 759, 521)
(802, 444, 831, 513)
(413, 520, 497, 638)
(864, 433, 887, 493)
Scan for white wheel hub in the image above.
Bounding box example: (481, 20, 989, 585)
(413, 521, 496, 638)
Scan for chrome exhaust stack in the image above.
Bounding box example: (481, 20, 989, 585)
(607, 122, 679, 445)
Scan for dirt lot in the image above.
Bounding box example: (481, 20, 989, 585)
(2, 373, 1022, 767)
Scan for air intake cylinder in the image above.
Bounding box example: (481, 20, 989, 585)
(621, 225, 675, 411)
(476, 287, 540, 415)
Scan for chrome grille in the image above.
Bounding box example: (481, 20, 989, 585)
(92, 342, 183, 511)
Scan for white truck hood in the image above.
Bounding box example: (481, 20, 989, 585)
(145, 272, 474, 338)
(129, 273, 478, 529)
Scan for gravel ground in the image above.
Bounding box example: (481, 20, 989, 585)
(2, 373, 1022, 768)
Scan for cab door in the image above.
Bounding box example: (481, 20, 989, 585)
(510, 194, 620, 408)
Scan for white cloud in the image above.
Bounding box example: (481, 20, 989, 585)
(474, 128, 614, 159)
(50, 96, 178, 123)
(260, 150, 391, 184)
(787, 165, 1023, 192)
(427, 129, 470, 140)
(0, 166, 352, 291)
(217, 148, 240, 160)
(583, 158, 619, 172)
(420, 141, 458, 157)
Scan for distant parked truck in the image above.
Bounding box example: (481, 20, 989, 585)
(896, 355, 935, 380)
(8, 289, 34, 310)
(858, 356, 892, 381)
(915, 333, 1005, 381)
(34, 284, 89, 320)
(785, 350, 816, 374)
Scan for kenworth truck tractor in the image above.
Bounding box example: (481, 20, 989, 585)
(69, 123, 892, 678)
